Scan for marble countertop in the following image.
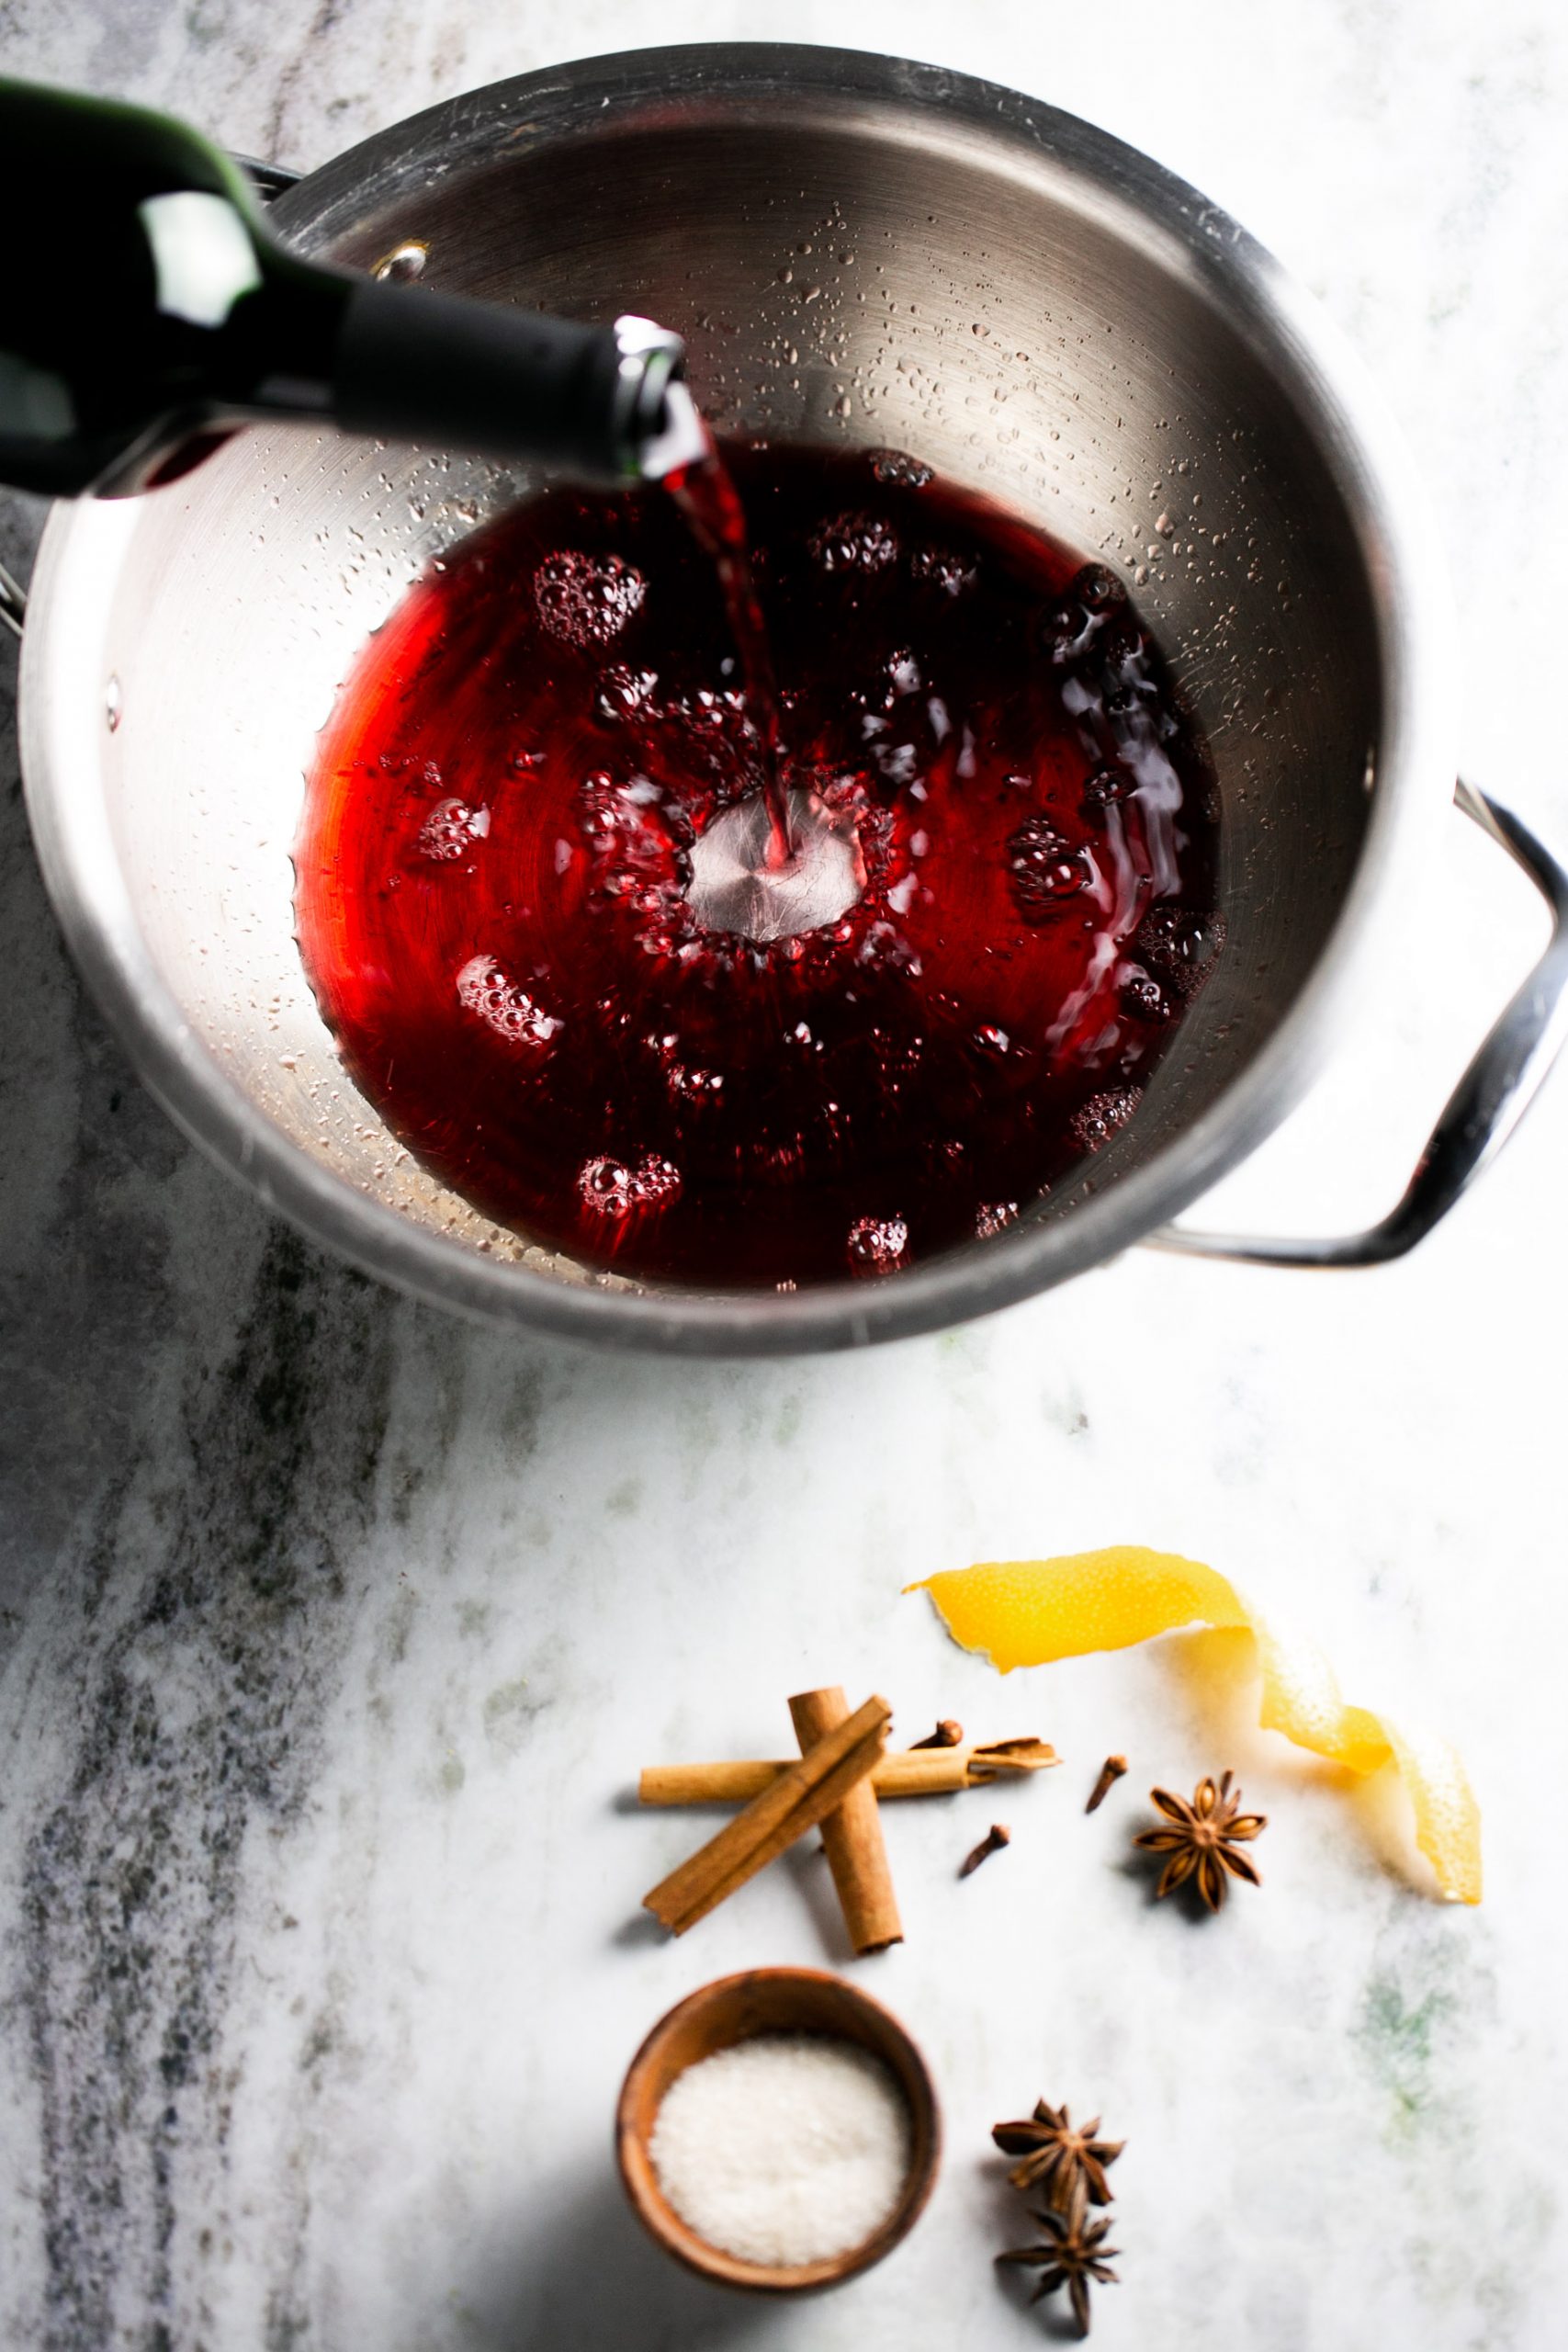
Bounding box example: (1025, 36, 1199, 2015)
(4, 4, 1568, 2346)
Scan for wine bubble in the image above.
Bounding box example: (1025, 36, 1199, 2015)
(1071, 562, 1126, 614)
(975, 1201, 1020, 1238)
(1008, 816, 1089, 918)
(1070, 1088, 1142, 1150)
(809, 512, 899, 572)
(1083, 765, 1134, 808)
(418, 797, 491, 861)
(847, 1214, 910, 1275)
(533, 550, 647, 646)
(910, 547, 977, 595)
(577, 1152, 682, 1216)
(455, 956, 560, 1048)
(869, 448, 933, 487)
(1135, 906, 1226, 995)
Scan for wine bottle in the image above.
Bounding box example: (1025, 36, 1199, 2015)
(0, 76, 702, 498)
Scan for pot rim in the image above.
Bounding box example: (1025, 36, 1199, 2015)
(19, 41, 1456, 1354)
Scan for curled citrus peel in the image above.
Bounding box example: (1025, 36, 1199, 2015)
(907, 1545, 1480, 1905)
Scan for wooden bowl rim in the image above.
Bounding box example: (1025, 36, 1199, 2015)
(615, 1964, 942, 2294)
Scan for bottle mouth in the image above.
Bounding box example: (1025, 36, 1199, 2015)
(634, 381, 712, 482)
(611, 315, 707, 481)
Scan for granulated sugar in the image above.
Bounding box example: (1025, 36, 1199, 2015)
(648, 2032, 912, 2268)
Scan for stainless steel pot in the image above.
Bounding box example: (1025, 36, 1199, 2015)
(14, 44, 1568, 1352)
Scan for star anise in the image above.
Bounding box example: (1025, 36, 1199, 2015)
(997, 2206, 1120, 2335)
(991, 2098, 1123, 2208)
(1134, 1769, 1266, 1910)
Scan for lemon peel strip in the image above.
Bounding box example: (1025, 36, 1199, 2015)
(907, 1544, 1481, 1905)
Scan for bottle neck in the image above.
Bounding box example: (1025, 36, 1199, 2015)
(327, 287, 689, 485)
(0, 77, 690, 497)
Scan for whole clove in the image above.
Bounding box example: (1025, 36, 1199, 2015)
(960, 1823, 1011, 1878)
(912, 1718, 964, 1749)
(1085, 1755, 1128, 1814)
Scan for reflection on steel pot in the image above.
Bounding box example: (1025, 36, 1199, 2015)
(16, 44, 1568, 1353)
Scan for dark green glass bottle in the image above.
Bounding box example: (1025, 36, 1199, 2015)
(0, 77, 694, 497)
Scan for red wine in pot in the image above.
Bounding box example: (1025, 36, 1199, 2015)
(294, 441, 1223, 1287)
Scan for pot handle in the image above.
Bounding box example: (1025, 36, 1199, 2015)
(1145, 780, 1568, 1268)
(231, 154, 300, 201)
(0, 149, 299, 644)
(0, 561, 23, 640)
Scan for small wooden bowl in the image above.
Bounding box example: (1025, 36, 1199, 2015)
(616, 1966, 942, 2293)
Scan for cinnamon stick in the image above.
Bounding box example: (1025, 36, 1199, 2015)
(790, 1686, 903, 1955)
(642, 1693, 891, 1936)
(639, 1736, 1057, 1806)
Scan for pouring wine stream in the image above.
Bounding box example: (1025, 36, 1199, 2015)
(660, 386, 866, 941)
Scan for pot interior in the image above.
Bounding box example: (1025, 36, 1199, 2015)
(39, 54, 1398, 1315)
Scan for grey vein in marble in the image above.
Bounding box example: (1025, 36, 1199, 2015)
(17, 1237, 394, 2345)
